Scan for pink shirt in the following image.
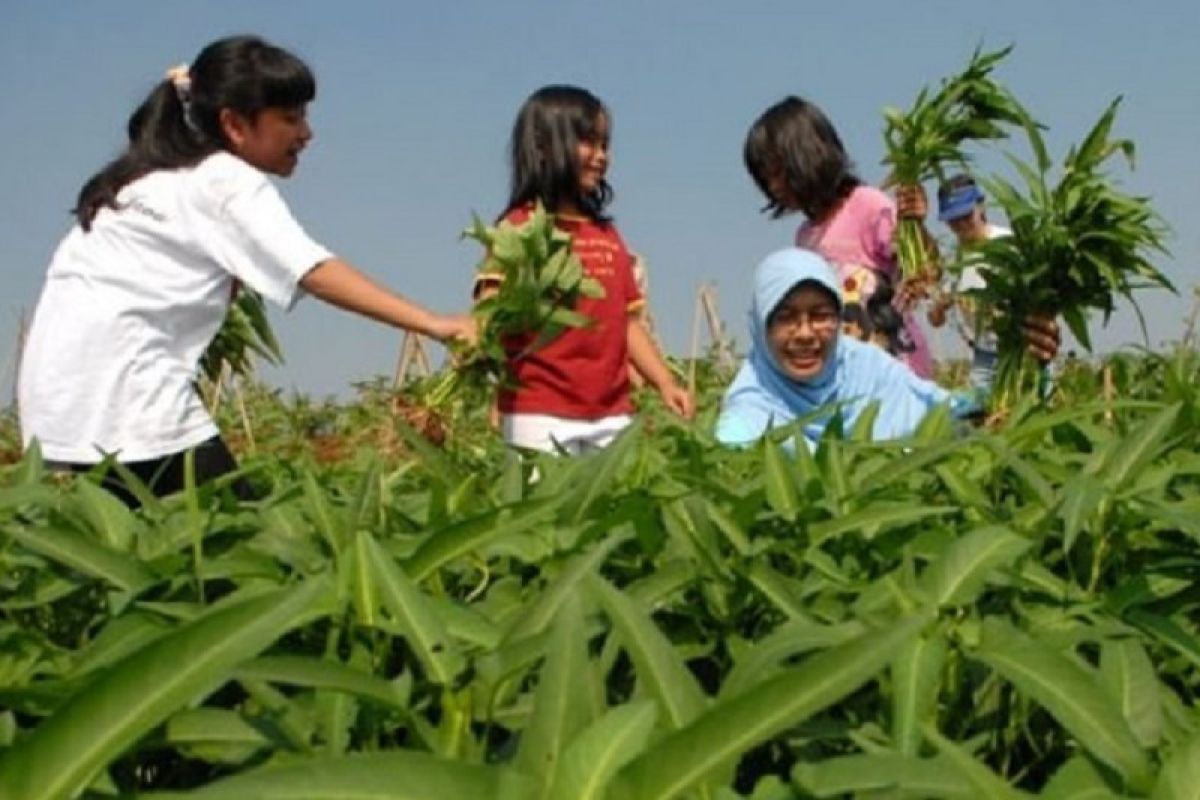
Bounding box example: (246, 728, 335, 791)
(796, 185, 933, 378)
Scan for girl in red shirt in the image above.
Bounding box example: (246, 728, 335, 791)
(477, 85, 692, 453)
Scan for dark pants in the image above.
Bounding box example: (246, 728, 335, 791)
(52, 436, 255, 509)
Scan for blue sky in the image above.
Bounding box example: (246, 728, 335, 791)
(2, 1, 1197, 400)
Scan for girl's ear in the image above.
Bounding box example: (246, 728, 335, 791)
(217, 108, 250, 151)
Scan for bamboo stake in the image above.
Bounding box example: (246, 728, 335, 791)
(699, 286, 735, 371)
(234, 376, 256, 454)
(393, 332, 415, 389)
(1102, 363, 1114, 427)
(9, 309, 28, 412)
(687, 285, 705, 396)
(413, 334, 432, 376)
(208, 360, 230, 415)
(1180, 284, 1200, 349)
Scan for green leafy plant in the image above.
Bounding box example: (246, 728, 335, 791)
(968, 97, 1174, 413)
(883, 45, 1026, 281)
(427, 202, 605, 409)
(199, 289, 284, 383)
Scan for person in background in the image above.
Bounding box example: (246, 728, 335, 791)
(926, 173, 1059, 399)
(473, 86, 692, 454)
(743, 96, 937, 378)
(17, 36, 474, 507)
(716, 248, 978, 449)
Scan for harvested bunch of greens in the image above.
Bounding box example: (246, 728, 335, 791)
(882, 45, 1026, 281)
(967, 98, 1173, 414)
(427, 202, 604, 409)
(200, 288, 283, 382)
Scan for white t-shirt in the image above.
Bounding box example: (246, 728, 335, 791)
(18, 152, 332, 463)
(954, 224, 1011, 354)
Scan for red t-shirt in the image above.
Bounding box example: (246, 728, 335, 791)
(485, 207, 643, 418)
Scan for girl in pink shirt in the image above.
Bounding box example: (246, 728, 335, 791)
(744, 96, 935, 378)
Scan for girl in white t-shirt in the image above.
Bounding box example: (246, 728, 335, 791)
(18, 35, 473, 505)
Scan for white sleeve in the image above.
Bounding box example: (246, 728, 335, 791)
(200, 163, 334, 310)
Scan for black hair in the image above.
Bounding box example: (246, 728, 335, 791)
(841, 302, 872, 337)
(506, 85, 613, 222)
(744, 96, 861, 221)
(74, 35, 315, 230)
(766, 279, 841, 329)
(866, 282, 914, 355)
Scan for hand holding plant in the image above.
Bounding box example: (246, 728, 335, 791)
(883, 45, 1026, 282)
(426, 202, 605, 410)
(968, 97, 1173, 413)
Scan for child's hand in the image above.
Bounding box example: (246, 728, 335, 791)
(895, 184, 929, 220)
(658, 382, 695, 420)
(431, 313, 478, 346)
(1022, 313, 1059, 363)
(894, 278, 930, 313)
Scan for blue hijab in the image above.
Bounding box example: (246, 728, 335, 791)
(716, 248, 954, 447)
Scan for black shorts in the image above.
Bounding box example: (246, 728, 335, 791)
(50, 436, 255, 508)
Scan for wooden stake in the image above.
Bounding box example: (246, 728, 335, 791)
(687, 285, 705, 396)
(1102, 363, 1114, 427)
(9, 309, 28, 412)
(1181, 284, 1200, 349)
(699, 286, 736, 371)
(234, 376, 256, 454)
(393, 332, 433, 389)
(393, 332, 414, 389)
(208, 360, 230, 415)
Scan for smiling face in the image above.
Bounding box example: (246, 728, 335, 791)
(220, 105, 312, 177)
(766, 282, 840, 381)
(576, 112, 610, 194)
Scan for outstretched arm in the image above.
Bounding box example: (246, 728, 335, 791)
(301, 258, 475, 343)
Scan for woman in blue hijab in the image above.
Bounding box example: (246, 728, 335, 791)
(716, 248, 973, 447)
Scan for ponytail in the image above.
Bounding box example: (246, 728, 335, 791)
(73, 35, 315, 230)
(75, 79, 213, 230)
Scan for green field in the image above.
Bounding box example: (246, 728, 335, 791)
(2, 345, 1199, 799)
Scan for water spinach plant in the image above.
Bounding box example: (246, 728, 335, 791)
(1, 352, 1199, 799)
(882, 45, 1026, 282)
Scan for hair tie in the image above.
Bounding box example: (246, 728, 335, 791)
(165, 64, 191, 100)
(164, 64, 200, 132)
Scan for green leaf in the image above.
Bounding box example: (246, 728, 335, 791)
(70, 479, 137, 551)
(0, 578, 328, 800)
(589, 575, 708, 730)
(720, 620, 865, 700)
(808, 505, 957, 547)
(505, 532, 630, 644)
(614, 613, 928, 800)
(892, 634, 947, 756)
(923, 724, 1032, 799)
(517, 593, 593, 785)
(793, 753, 975, 798)
(972, 619, 1152, 790)
(233, 655, 409, 712)
(761, 438, 800, 521)
(1057, 474, 1108, 554)
(405, 496, 559, 581)
(1099, 639, 1163, 750)
(920, 526, 1031, 607)
(549, 702, 658, 800)
(1041, 755, 1120, 800)
(6, 525, 156, 594)
(1152, 731, 1200, 800)
(145, 752, 537, 799)
(365, 533, 466, 685)
(561, 421, 642, 524)
(1126, 611, 1200, 669)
